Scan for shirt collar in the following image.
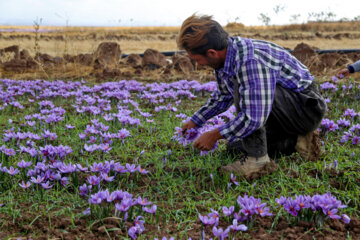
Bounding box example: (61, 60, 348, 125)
(217, 37, 237, 77)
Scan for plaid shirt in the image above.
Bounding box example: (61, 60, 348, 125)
(190, 36, 314, 142)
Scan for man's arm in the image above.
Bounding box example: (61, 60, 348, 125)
(337, 59, 360, 77)
(190, 72, 234, 127)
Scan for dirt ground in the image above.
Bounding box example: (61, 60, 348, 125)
(1, 208, 359, 239)
(0, 22, 360, 82)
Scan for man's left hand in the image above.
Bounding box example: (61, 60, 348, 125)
(193, 128, 223, 151)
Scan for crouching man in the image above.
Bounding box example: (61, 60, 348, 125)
(179, 14, 327, 177)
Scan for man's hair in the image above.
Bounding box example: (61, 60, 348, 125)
(177, 14, 229, 55)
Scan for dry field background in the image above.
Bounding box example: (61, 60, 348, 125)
(0, 22, 360, 81)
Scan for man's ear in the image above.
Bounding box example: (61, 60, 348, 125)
(206, 49, 217, 58)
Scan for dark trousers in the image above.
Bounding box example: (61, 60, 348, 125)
(231, 82, 327, 158)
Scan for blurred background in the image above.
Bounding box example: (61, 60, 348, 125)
(0, 0, 359, 81)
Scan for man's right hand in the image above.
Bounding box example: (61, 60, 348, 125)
(337, 68, 350, 78)
(181, 120, 197, 135)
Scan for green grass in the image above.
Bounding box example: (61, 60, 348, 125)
(0, 78, 359, 239)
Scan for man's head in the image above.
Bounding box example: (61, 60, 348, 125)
(177, 14, 229, 69)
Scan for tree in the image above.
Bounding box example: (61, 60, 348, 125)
(289, 14, 301, 24)
(273, 4, 286, 15)
(258, 13, 271, 26)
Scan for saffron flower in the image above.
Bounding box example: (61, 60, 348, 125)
(142, 204, 157, 214)
(17, 160, 32, 168)
(230, 173, 239, 186)
(222, 206, 234, 216)
(212, 226, 230, 240)
(41, 181, 53, 189)
(19, 181, 32, 189)
(87, 175, 101, 186)
(7, 166, 20, 175)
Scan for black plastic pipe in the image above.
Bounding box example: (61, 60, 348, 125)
(121, 49, 360, 58)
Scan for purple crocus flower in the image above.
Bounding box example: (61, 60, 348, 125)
(84, 144, 98, 152)
(3, 148, 16, 156)
(137, 197, 152, 206)
(230, 219, 247, 232)
(134, 215, 145, 232)
(87, 136, 97, 143)
(19, 181, 32, 189)
(128, 226, 139, 239)
(117, 129, 131, 139)
(115, 197, 133, 212)
(90, 162, 103, 172)
(49, 171, 61, 181)
(230, 173, 239, 186)
(333, 160, 338, 168)
(83, 207, 91, 216)
(89, 192, 103, 205)
(212, 226, 230, 240)
(294, 195, 311, 210)
(222, 206, 234, 216)
(79, 184, 91, 197)
(126, 163, 137, 173)
(31, 175, 45, 184)
(79, 133, 87, 140)
(137, 166, 149, 174)
(66, 124, 75, 129)
(17, 160, 32, 168)
(87, 175, 101, 186)
(337, 118, 350, 127)
(324, 208, 341, 220)
(76, 164, 88, 172)
(275, 196, 287, 205)
(352, 136, 360, 145)
(343, 108, 357, 119)
(199, 213, 217, 226)
(7, 166, 20, 175)
(341, 214, 351, 224)
(185, 128, 198, 141)
(340, 131, 353, 143)
(283, 199, 300, 216)
(142, 204, 157, 214)
(41, 181, 53, 189)
(101, 173, 115, 182)
(60, 176, 70, 186)
(114, 163, 127, 173)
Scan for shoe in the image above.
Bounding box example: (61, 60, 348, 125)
(221, 154, 270, 177)
(295, 130, 321, 161)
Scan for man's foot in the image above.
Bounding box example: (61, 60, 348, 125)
(221, 154, 271, 178)
(295, 130, 321, 161)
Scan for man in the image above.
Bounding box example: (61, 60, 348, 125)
(337, 59, 360, 77)
(178, 14, 327, 177)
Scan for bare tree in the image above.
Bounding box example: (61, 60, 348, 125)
(258, 13, 271, 26)
(289, 14, 301, 24)
(273, 4, 286, 15)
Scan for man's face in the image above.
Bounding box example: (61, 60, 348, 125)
(186, 50, 223, 69)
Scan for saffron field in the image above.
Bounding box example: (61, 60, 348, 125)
(0, 77, 359, 239)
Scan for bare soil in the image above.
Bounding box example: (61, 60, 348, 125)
(1, 209, 359, 239)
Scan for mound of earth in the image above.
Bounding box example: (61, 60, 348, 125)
(1, 41, 359, 81)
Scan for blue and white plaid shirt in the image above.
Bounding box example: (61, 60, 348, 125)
(190, 36, 314, 142)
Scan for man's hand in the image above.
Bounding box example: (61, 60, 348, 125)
(337, 68, 350, 78)
(181, 120, 197, 135)
(193, 128, 223, 151)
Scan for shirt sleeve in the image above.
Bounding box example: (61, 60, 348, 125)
(349, 59, 360, 73)
(190, 72, 234, 127)
(218, 59, 275, 141)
